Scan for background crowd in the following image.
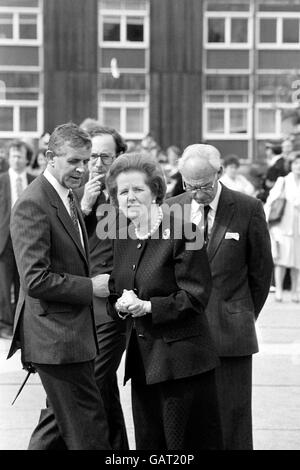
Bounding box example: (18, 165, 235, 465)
(0, 119, 299, 451)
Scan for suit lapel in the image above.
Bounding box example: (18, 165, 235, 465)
(89, 192, 109, 252)
(41, 175, 89, 266)
(5, 173, 11, 210)
(207, 186, 235, 262)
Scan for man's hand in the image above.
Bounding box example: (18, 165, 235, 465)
(91, 274, 110, 297)
(81, 174, 103, 214)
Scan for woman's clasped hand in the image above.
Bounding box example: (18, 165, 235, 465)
(115, 289, 151, 318)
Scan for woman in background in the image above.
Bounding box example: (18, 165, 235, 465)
(265, 154, 300, 302)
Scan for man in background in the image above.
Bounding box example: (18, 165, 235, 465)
(77, 125, 129, 450)
(0, 140, 35, 339)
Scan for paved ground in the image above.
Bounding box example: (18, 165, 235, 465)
(0, 291, 299, 450)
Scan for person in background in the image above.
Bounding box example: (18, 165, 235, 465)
(220, 154, 255, 196)
(79, 118, 102, 136)
(257, 143, 282, 204)
(0, 146, 8, 174)
(167, 144, 273, 449)
(105, 152, 223, 450)
(28, 149, 47, 176)
(266, 138, 294, 186)
(264, 153, 300, 303)
(126, 140, 137, 153)
(0, 140, 35, 340)
(164, 145, 184, 198)
(76, 125, 129, 450)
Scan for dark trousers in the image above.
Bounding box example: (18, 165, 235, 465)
(0, 238, 19, 331)
(215, 356, 253, 450)
(28, 361, 111, 450)
(94, 321, 128, 450)
(132, 371, 223, 450)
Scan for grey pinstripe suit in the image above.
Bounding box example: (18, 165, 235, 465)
(8, 174, 110, 450)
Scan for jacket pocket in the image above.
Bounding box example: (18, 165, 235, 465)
(44, 302, 73, 314)
(225, 297, 254, 315)
(162, 324, 203, 343)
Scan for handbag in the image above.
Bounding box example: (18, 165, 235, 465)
(268, 178, 286, 225)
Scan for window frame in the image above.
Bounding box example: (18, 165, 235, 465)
(204, 11, 252, 49)
(99, 92, 149, 139)
(255, 102, 298, 139)
(99, 8, 149, 48)
(203, 92, 251, 140)
(257, 12, 300, 49)
(0, 100, 42, 138)
(0, 6, 42, 45)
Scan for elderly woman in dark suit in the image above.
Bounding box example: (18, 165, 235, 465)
(106, 153, 223, 450)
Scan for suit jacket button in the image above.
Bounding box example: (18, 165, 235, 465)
(132, 264, 136, 270)
(138, 333, 145, 338)
(137, 243, 142, 249)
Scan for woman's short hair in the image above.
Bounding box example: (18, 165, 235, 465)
(106, 153, 166, 206)
(223, 154, 240, 168)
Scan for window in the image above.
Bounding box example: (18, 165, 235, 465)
(100, 12, 148, 46)
(258, 15, 300, 47)
(127, 17, 144, 42)
(208, 18, 225, 43)
(99, 92, 148, 139)
(231, 18, 248, 43)
(0, 10, 40, 44)
(0, 2, 43, 138)
(204, 93, 250, 139)
(0, 106, 13, 131)
(0, 13, 13, 39)
(206, 14, 250, 47)
(259, 18, 277, 43)
(103, 16, 120, 41)
(283, 18, 299, 43)
(256, 103, 297, 138)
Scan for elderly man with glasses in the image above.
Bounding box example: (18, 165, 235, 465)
(166, 143, 273, 450)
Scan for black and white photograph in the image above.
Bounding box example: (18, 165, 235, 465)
(0, 0, 299, 453)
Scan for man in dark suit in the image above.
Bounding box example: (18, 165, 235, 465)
(167, 144, 273, 450)
(76, 126, 129, 450)
(0, 140, 35, 339)
(7, 123, 110, 450)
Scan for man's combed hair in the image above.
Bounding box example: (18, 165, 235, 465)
(106, 153, 166, 207)
(89, 126, 127, 156)
(48, 122, 92, 155)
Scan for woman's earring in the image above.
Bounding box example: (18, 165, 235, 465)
(152, 199, 156, 204)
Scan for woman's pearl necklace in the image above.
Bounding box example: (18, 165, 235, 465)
(135, 206, 163, 240)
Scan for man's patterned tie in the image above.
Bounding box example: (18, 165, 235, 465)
(67, 190, 80, 237)
(204, 205, 210, 245)
(16, 176, 24, 199)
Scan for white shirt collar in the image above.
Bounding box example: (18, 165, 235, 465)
(8, 167, 27, 180)
(209, 181, 222, 212)
(44, 168, 69, 200)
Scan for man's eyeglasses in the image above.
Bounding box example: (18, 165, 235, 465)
(90, 153, 115, 165)
(182, 176, 218, 193)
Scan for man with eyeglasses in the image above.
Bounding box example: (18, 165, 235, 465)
(76, 126, 129, 450)
(166, 143, 273, 450)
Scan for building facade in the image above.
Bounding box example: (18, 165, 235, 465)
(1, 0, 300, 160)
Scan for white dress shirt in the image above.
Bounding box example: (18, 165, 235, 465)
(44, 169, 85, 248)
(190, 181, 222, 238)
(9, 168, 28, 208)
